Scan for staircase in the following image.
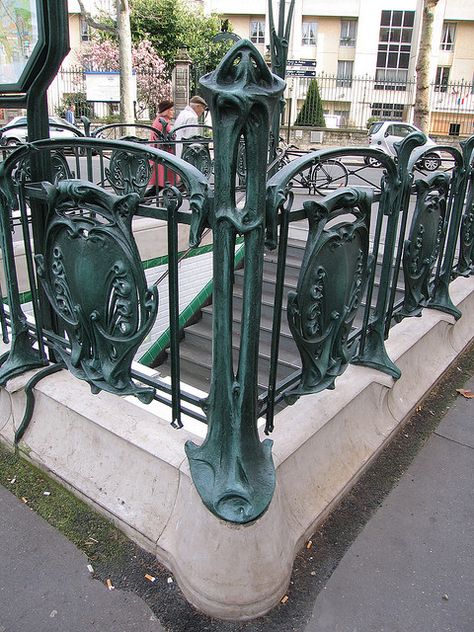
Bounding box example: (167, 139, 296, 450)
(156, 239, 306, 397)
(155, 236, 406, 401)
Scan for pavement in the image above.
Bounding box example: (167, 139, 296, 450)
(1, 374, 473, 632)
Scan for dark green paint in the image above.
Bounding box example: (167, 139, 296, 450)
(185, 40, 285, 524)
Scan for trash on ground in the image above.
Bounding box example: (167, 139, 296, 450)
(145, 574, 156, 583)
(167, 577, 173, 584)
(456, 388, 474, 399)
(280, 595, 289, 604)
(106, 578, 114, 590)
(87, 564, 94, 574)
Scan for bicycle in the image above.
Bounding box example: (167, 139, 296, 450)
(277, 139, 349, 195)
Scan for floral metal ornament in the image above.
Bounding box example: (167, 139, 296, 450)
(456, 137, 474, 276)
(398, 173, 450, 318)
(106, 149, 151, 197)
(286, 189, 372, 396)
(185, 40, 285, 524)
(35, 180, 158, 403)
(181, 139, 213, 179)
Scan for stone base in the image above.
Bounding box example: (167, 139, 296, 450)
(1, 274, 473, 620)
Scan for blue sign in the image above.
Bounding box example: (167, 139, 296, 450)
(286, 69, 317, 77)
(286, 59, 317, 68)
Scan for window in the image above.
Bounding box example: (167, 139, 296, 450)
(340, 19, 357, 46)
(371, 102, 404, 120)
(250, 20, 265, 44)
(435, 66, 450, 92)
(80, 17, 90, 42)
(336, 60, 353, 87)
(440, 22, 456, 51)
(390, 123, 415, 137)
(302, 21, 317, 46)
(375, 10, 414, 90)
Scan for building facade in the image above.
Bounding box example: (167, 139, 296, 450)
(201, 0, 474, 134)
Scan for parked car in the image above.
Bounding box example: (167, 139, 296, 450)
(0, 115, 83, 146)
(365, 120, 442, 171)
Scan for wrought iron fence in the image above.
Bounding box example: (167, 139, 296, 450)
(1, 40, 474, 527)
(286, 74, 474, 135)
(47, 66, 173, 123)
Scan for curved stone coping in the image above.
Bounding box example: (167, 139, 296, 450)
(0, 274, 472, 619)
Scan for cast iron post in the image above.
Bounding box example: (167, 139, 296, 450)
(185, 40, 285, 524)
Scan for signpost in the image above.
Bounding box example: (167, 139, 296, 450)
(286, 59, 317, 78)
(286, 69, 316, 77)
(286, 59, 317, 68)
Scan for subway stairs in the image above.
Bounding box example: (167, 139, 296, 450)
(155, 236, 405, 399)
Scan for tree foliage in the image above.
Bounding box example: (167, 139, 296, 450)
(295, 80, 326, 127)
(130, 0, 234, 76)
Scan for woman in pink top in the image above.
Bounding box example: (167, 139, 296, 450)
(147, 100, 176, 195)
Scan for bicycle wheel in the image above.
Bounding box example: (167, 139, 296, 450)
(309, 159, 349, 194)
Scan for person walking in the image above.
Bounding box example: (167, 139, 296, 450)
(146, 99, 176, 196)
(173, 95, 207, 159)
(65, 104, 76, 125)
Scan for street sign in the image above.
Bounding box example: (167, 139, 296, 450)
(286, 69, 317, 77)
(286, 59, 317, 68)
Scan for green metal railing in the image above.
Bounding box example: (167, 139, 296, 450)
(1, 40, 473, 527)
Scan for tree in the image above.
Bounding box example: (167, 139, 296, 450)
(294, 80, 326, 127)
(77, 0, 135, 123)
(130, 0, 233, 77)
(414, 0, 440, 132)
(76, 39, 171, 118)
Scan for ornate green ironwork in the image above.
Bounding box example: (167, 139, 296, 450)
(398, 173, 450, 318)
(181, 137, 213, 179)
(456, 138, 474, 276)
(106, 149, 151, 197)
(185, 40, 285, 524)
(458, 181, 474, 275)
(0, 163, 47, 385)
(352, 132, 428, 378)
(34, 180, 159, 402)
(286, 188, 372, 396)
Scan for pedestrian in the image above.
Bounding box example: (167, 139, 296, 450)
(146, 99, 177, 196)
(65, 104, 76, 125)
(173, 95, 207, 159)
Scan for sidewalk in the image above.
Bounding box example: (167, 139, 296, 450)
(1, 374, 473, 632)
(304, 374, 474, 632)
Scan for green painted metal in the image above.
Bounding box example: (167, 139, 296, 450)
(429, 136, 474, 313)
(14, 362, 65, 445)
(286, 188, 372, 396)
(398, 173, 450, 318)
(352, 133, 427, 378)
(106, 149, 151, 197)
(457, 156, 474, 275)
(34, 180, 159, 402)
(181, 138, 213, 179)
(185, 40, 285, 524)
(0, 165, 47, 384)
(268, 0, 295, 157)
(0, 0, 70, 383)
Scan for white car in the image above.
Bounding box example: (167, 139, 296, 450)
(366, 120, 441, 171)
(0, 115, 83, 146)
